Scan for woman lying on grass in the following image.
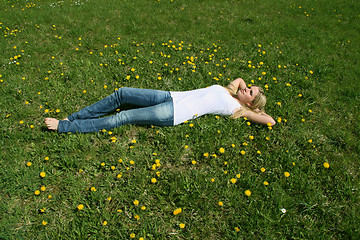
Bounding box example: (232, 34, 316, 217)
(45, 77, 276, 133)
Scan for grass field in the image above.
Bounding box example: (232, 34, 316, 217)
(1, 0, 359, 239)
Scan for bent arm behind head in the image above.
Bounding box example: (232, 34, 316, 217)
(226, 78, 247, 95)
(241, 110, 276, 126)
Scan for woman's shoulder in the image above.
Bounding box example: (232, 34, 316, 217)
(208, 84, 228, 91)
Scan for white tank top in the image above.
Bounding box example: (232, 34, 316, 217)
(170, 85, 241, 125)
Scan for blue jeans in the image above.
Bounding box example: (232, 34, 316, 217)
(58, 87, 174, 133)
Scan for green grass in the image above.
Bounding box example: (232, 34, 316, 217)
(1, 0, 359, 239)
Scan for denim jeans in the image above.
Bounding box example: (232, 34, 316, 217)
(58, 87, 174, 133)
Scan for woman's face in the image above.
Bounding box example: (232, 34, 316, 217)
(237, 86, 259, 106)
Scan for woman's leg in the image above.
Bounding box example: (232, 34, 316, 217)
(67, 87, 171, 121)
(58, 98, 174, 133)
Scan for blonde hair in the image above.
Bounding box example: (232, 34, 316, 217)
(225, 85, 267, 119)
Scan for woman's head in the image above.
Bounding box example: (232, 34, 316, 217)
(236, 86, 266, 111)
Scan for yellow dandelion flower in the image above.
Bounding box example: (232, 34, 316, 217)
(240, 150, 246, 155)
(40, 172, 46, 178)
(203, 153, 209, 157)
(77, 204, 84, 210)
(102, 221, 107, 226)
(35, 190, 40, 195)
(219, 147, 225, 153)
(323, 162, 330, 168)
(130, 233, 135, 238)
(151, 178, 157, 183)
(179, 223, 185, 229)
(133, 200, 139, 205)
(141, 206, 146, 210)
(134, 215, 140, 220)
(42, 220, 47, 226)
(236, 174, 241, 178)
(284, 172, 290, 177)
(245, 190, 251, 196)
(189, 123, 194, 127)
(40, 186, 46, 191)
(26, 162, 32, 167)
(211, 178, 215, 182)
(264, 181, 269, 186)
(173, 208, 182, 215)
(230, 178, 237, 184)
(261, 167, 266, 172)
(130, 160, 134, 165)
(191, 160, 197, 165)
(218, 201, 224, 206)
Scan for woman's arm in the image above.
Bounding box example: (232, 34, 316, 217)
(227, 78, 247, 93)
(241, 109, 276, 126)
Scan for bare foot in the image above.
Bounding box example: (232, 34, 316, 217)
(45, 118, 59, 131)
